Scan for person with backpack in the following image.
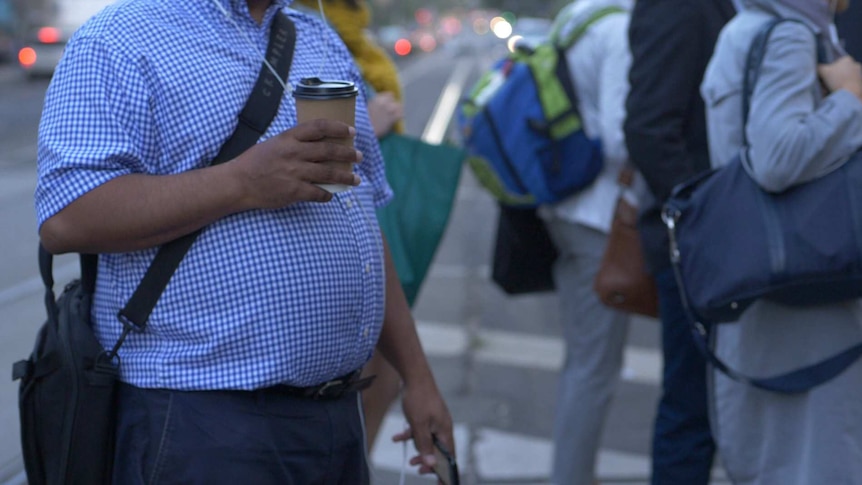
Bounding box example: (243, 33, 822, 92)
(32, 0, 453, 482)
(538, 1, 637, 483)
(700, 0, 862, 482)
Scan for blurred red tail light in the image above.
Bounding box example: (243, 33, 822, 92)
(19, 47, 37, 67)
(37, 27, 61, 44)
(394, 38, 412, 56)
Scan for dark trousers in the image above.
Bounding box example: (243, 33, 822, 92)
(112, 382, 369, 485)
(651, 269, 716, 485)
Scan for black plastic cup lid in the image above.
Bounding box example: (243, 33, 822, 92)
(293, 77, 358, 99)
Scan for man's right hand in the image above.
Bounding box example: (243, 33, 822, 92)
(230, 119, 363, 208)
(40, 119, 363, 254)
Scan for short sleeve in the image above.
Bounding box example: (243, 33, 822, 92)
(346, 45, 393, 208)
(35, 34, 155, 228)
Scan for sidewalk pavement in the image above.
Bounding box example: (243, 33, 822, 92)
(366, 170, 729, 485)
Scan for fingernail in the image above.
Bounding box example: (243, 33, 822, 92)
(348, 126, 356, 136)
(352, 174, 361, 186)
(355, 150, 363, 161)
(423, 454, 437, 467)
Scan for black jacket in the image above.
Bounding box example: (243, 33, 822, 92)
(624, 0, 736, 274)
(837, 1, 862, 62)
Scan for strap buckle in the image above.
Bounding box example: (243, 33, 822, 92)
(117, 311, 146, 334)
(12, 360, 31, 381)
(310, 371, 373, 399)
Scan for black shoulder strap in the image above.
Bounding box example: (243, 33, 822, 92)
(105, 13, 297, 354)
(555, 47, 582, 123)
(550, 6, 625, 124)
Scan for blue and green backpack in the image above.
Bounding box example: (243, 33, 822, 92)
(457, 7, 623, 207)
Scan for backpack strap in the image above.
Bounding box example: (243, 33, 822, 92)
(741, 18, 826, 147)
(551, 5, 626, 50)
(108, 12, 297, 356)
(534, 6, 626, 141)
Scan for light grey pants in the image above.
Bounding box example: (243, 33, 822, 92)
(544, 217, 629, 485)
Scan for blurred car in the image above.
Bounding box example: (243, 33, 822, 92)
(507, 16, 552, 52)
(0, 31, 12, 63)
(18, 0, 115, 78)
(410, 27, 437, 54)
(0, 0, 13, 63)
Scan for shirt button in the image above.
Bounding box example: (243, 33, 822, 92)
(365, 264, 371, 273)
(363, 327, 370, 338)
(346, 199, 353, 209)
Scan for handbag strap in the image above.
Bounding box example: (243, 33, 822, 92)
(617, 166, 635, 188)
(673, 19, 862, 394)
(37, 246, 98, 322)
(741, 18, 826, 148)
(691, 325, 862, 394)
(102, 13, 296, 355)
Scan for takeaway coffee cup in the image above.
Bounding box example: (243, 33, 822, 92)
(293, 77, 359, 193)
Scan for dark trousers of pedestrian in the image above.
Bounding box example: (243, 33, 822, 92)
(651, 268, 716, 485)
(112, 382, 370, 485)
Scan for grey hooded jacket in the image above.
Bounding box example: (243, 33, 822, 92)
(700, 2, 862, 484)
(702, 0, 862, 188)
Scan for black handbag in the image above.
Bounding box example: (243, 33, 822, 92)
(664, 18, 862, 393)
(13, 253, 116, 485)
(12, 14, 296, 484)
(491, 204, 557, 295)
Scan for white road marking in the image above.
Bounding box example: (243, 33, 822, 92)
(370, 414, 652, 482)
(371, 414, 728, 483)
(426, 263, 490, 280)
(421, 59, 473, 145)
(416, 320, 662, 386)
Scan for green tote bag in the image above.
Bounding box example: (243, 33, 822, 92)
(376, 133, 465, 306)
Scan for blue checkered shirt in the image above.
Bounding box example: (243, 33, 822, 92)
(35, 0, 393, 390)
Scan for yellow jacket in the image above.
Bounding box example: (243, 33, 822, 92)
(296, 0, 404, 130)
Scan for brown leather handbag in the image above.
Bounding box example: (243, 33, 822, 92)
(593, 167, 659, 318)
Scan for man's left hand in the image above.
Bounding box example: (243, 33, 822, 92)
(392, 379, 454, 475)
